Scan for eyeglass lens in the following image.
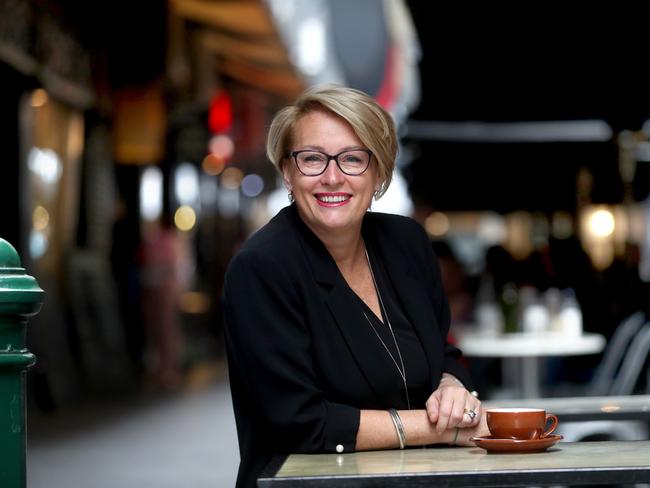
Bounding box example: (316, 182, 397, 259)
(294, 150, 370, 175)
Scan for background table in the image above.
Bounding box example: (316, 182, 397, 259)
(484, 394, 650, 442)
(260, 441, 650, 487)
(456, 330, 606, 398)
(483, 394, 650, 422)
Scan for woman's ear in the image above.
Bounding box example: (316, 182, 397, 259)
(282, 163, 293, 191)
(375, 175, 382, 193)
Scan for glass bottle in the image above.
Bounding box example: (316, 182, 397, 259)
(501, 282, 519, 333)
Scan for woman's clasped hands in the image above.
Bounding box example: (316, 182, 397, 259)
(425, 373, 489, 446)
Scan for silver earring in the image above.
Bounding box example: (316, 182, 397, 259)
(288, 191, 294, 203)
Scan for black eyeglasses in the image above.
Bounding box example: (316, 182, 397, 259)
(289, 149, 373, 176)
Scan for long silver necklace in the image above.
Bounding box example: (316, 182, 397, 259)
(363, 247, 411, 410)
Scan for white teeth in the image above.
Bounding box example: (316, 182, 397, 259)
(317, 195, 348, 203)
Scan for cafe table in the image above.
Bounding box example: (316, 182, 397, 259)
(259, 440, 650, 487)
(456, 329, 606, 398)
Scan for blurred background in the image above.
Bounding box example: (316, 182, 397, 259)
(1, 1, 650, 486)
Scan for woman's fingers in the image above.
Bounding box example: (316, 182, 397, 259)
(435, 396, 456, 433)
(435, 391, 467, 433)
(461, 403, 481, 427)
(439, 395, 482, 432)
(428, 386, 483, 433)
(425, 396, 440, 424)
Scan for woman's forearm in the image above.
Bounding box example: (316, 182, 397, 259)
(356, 409, 455, 451)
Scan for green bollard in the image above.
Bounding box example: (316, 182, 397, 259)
(0, 238, 43, 487)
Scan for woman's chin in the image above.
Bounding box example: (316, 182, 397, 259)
(311, 214, 358, 234)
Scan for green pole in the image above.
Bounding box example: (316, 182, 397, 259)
(0, 238, 43, 487)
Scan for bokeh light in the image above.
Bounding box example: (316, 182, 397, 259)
(202, 153, 226, 176)
(32, 205, 50, 231)
(29, 229, 48, 260)
(175, 162, 200, 206)
(221, 167, 244, 189)
(31, 89, 48, 107)
(140, 166, 163, 221)
(477, 213, 506, 245)
(174, 205, 197, 232)
(179, 291, 211, 314)
(589, 208, 615, 238)
(209, 134, 235, 161)
(425, 212, 450, 236)
(27, 147, 63, 184)
(241, 174, 264, 197)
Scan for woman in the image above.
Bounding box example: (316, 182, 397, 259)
(223, 85, 488, 488)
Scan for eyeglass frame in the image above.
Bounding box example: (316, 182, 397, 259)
(288, 148, 374, 176)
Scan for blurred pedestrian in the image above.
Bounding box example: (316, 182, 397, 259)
(432, 240, 474, 326)
(139, 214, 192, 390)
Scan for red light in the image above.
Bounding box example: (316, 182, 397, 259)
(208, 90, 233, 134)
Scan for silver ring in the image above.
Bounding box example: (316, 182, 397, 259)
(464, 409, 477, 421)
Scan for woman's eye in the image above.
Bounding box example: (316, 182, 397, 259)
(303, 154, 325, 163)
(340, 152, 364, 163)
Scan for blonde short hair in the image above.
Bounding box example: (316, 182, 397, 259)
(266, 85, 398, 198)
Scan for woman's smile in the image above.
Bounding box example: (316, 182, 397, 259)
(314, 192, 352, 206)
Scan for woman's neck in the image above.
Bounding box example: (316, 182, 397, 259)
(309, 223, 365, 275)
(327, 233, 365, 275)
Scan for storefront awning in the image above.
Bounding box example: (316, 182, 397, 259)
(169, 0, 306, 100)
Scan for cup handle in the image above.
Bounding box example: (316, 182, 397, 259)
(541, 414, 559, 438)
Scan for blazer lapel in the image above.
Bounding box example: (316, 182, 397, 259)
(323, 283, 403, 404)
(289, 206, 404, 405)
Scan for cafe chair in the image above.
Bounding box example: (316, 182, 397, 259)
(588, 311, 646, 396)
(549, 311, 646, 398)
(555, 313, 650, 444)
(609, 320, 650, 396)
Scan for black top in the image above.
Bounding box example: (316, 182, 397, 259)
(357, 245, 431, 409)
(222, 204, 473, 488)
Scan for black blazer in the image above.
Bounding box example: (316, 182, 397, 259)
(222, 204, 472, 488)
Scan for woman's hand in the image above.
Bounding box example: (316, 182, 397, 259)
(425, 373, 482, 434)
(451, 413, 490, 447)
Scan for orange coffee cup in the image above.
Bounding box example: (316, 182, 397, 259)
(486, 408, 559, 440)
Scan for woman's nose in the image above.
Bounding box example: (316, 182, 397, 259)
(320, 158, 345, 184)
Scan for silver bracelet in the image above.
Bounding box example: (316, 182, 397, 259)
(388, 408, 406, 449)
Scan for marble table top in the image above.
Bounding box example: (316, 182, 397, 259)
(260, 441, 650, 487)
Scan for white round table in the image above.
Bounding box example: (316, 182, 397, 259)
(456, 330, 606, 398)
